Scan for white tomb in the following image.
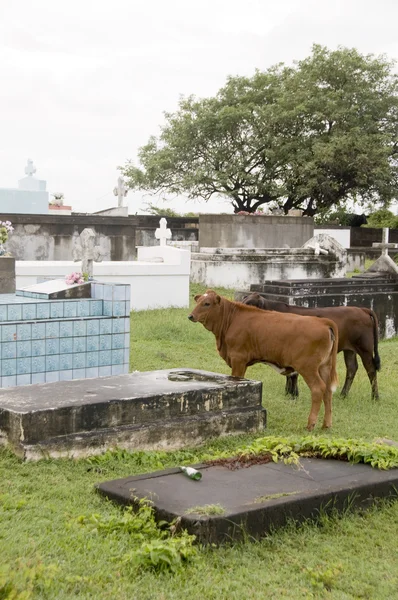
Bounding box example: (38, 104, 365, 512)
(15, 220, 191, 311)
(0, 159, 49, 214)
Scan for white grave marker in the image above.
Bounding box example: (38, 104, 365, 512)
(72, 228, 104, 278)
(24, 158, 37, 177)
(372, 228, 398, 257)
(155, 218, 172, 246)
(113, 176, 128, 208)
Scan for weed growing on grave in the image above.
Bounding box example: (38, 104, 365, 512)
(215, 435, 398, 470)
(76, 499, 197, 574)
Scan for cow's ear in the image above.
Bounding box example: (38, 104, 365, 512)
(215, 294, 221, 304)
(194, 294, 201, 302)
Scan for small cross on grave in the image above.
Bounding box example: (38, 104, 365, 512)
(25, 158, 36, 177)
(372, 228, 398, 257)
(155, 218, 172, 246)
(72, 228, 104, 279)
(113, 176, 128, 208)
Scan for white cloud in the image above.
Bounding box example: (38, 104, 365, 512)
(0, 0, 397, 215)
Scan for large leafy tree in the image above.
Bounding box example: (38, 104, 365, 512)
(122, 45, 398, 215)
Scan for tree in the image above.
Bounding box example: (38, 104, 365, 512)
(365, 208, 398, 228)
(141, 202, 198, 218)
(122, 45, 398, 216)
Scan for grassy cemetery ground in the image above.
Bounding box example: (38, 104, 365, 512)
(1, 283, 398, 599)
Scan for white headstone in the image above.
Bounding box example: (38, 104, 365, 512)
(25, 158, 37, 177)
(72, 228, 104, 278)
(113, 176, 128, 208)
(155, 218, 172, 246)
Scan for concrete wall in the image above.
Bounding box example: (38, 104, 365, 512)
(199, 214, 314, 249)
(1, 213, 198, 261)
(351, 227, 398, 247)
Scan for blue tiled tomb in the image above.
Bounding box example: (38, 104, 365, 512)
(0, 281, 130, 388)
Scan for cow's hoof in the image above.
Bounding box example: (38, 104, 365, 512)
(306, 424, 315, 432)
(321, 423, 332, 429)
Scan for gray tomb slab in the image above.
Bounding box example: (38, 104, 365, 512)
(97, 458, 398, 545)
(0, 369, 265, 460)
(16, 278, 91, 299)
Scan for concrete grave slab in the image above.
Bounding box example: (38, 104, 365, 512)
(0, 369, 265, 460)
(237, 274, 398, 338)
(16, 278, 91, 299)
(97, 458, 398, 545)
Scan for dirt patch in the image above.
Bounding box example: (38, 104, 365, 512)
(206, 453, 274, 470)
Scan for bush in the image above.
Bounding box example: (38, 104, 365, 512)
(364, 209, 398, 229)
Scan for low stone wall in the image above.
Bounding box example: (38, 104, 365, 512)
(1, 213, 198, 261)
(199, 214, 314, 249)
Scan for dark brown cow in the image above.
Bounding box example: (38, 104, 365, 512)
(188, 290, 339, 431)
(242, 292, 381, 400)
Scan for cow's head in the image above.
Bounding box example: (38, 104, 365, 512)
(188, 290, 221, 324)
(241, 292, 265, 309)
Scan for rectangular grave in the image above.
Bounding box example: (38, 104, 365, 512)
(0, 369, 265, 459)
(16, 279, 92, 299)
(97, 458, 398, 545)
(236, 274, 398, 339)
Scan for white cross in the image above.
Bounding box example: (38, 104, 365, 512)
(372, 228, 398, 257)
(113, 176, 128, 207)
(72, 228, 104, 278)
(155, 218, 172, 246)
(25, 158, 36, 177)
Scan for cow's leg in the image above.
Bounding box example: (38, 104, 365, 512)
(340, 350, 358, 398)
(319, 364, 333, 429)
(357, 348, 380, 400)
(285, 374, 299, 398)
(299, 370, 326, 431)
(230, 357, 247, 378)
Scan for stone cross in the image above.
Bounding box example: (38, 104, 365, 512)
(372, 228, 398, 257)
(155, 218, 172, 246)
(72, 228, 104, 278)
(113, 176, 128, 207)
(25, 158, 36, 177)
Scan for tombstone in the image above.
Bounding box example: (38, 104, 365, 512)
(302, 233, 346, 274)
(113, 176, 128, 208)
(155, 218, 172, 246)
(369, 228, 398, 276)
(72, 228, 104, 278)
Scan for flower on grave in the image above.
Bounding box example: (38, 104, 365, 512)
(51, 192, 65, 206)
(65, 271, 85, 285)
(0, 220, 14, 256)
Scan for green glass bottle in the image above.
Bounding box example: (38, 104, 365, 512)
(179, 466, 202, 481)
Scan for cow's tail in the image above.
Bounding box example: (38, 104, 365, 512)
(329, 323, 339, 393)
(361, 308, 381, 372)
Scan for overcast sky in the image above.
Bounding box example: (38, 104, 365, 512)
(1, 0, 397, 215)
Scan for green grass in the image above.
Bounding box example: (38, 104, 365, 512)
(185, 504, 226, 516)
(1, 283, 398, 599)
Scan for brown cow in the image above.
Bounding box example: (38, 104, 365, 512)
(242, 292, 381, 400)
(188, 290, 339, 431)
